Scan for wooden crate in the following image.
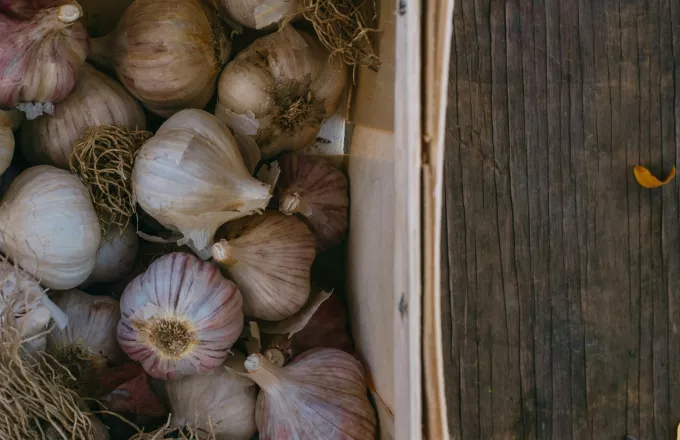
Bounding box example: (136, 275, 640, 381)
(91, 0, 456, 437)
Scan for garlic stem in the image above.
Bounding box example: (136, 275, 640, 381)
(280, 192, 313, 217)
(245, 353, 284, 392)
(211, 240, 239, 267)
(57, 4, 83, 23)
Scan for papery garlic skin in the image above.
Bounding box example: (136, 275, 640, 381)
(82, 223, 139, 286)
(218, 0, 299, 29)
(212, 212, 316, 321)
(0, 3, 89, 111)
(245, 349, 377, 440)
(47, 289, 125, 364)
(165, 352, 257, 440)
(118, 252, 244, 379)
(92, 0, 230, 118)
(215, 27, 347, 159)
(0, 166, 101, 289)
(132, 109, 272, 256)
(0, 259, 68, 354)
(20, 64, 146, 169)
(278, 154, 349, 251)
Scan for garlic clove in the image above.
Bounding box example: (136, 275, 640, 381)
(0, 3, 89, 112)
(82, 223, 139, 287)
(165, 352, 257, 440)
(215, 26, 348, 159)
(47, 290, 126, 366)
(20, 64, 146, 169)
(245, 349, 377, 440)
(132, 109, 273, 256)
(277, 154, 349, 251)
(212, 212, 316, 321)
(117, 252, 244, 380)
(90, 0, 230, 118)
(0, 165, 101, 289)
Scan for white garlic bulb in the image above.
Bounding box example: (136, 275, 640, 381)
(165, 352, 257, 440)
(83, 223, 139, 286)
(0, 259, 68, 354)
(218, 0, 299, 29)
(20, 64, 146, 169)
(245, 349, 377, 439)
(90, 0, 230, 118)
(0, 166, 101, 289)
(215, 26, 347, 159)
(132, 109, 272, 256)
(47, 289, 125, 364)
(0, 3, 89, 115)
(212, 212, 316, 321)
(118, 252, 244, 379)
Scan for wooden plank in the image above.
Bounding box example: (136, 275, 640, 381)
(393, 0, 422, 434)
(443, 0, 680, 438)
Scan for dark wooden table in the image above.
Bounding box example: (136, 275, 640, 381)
(441, 0, 680, 439)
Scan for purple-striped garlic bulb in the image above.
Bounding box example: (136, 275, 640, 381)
(0, 2, 89, 118)
(117, 252, 244, 380)
(212, 212, 316, 321)
(245, 348, 377, 440)
(277, 154, 349, 251)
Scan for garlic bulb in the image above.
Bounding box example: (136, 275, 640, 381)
(47, 289, 125, 365)
(83, 223, 139, 286)
(245, 349, 377, 439)
(132, 109, 272, 256)
(0, 3, 89, 116)
(218, 0, 299, 29)
(278, 154, 349, 251)
(118, 252, 244, 379)
(0, 166, 101, 289)
(165, 352, 257, 440)
(215, 26, 347, 159)
(91, 0, 230, 117)
(212, 212, 316, 321)
(0, 258, 68, 353)
(20, 64, 146, 169)
(0, 112, 15, 175)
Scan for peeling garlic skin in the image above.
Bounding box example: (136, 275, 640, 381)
(0, 4, 89, 108)
(117, 252, 244, 380)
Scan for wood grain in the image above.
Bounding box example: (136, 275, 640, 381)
(442, 0, 680, 438)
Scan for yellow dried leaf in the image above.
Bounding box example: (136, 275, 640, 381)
(633, 165, 676, 188)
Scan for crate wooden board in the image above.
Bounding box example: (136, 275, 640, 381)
(442, 0, 680, 439)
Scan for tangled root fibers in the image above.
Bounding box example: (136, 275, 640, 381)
(0, 308, 96, 439)
(129, 416, 216, 440)
(69, 125, 152, 236)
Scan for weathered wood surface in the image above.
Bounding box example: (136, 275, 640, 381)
(441, 0, 680, 439)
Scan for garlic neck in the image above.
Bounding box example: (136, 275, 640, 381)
(280, 192, 312, 217)
(245, 353, 285, 392)
(212, 240, 239, 267)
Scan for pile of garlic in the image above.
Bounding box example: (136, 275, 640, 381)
(0, 0, 375, 439)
